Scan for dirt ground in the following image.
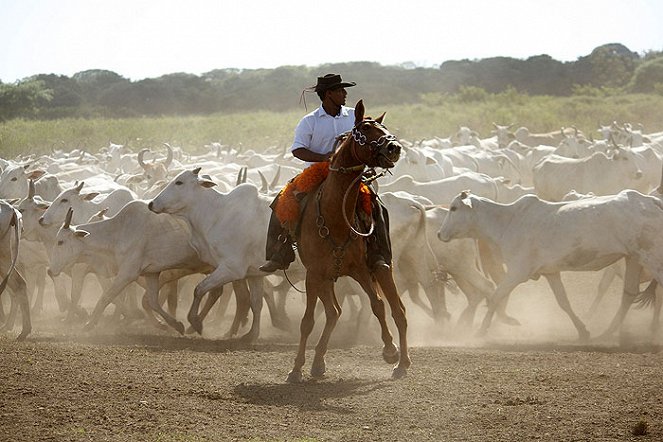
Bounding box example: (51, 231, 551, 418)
(1, 271, 662, 442)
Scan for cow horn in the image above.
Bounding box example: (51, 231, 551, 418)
(138, 149, 149, 169)
(28, 179, 35, 199)
(75, 181, 84, 192)
(63, 207, 74, 229)
(192, 167, 202, 175)
(162, 143, 173, 168)
(270, 165, 281, 190)
(258, 170, 268, 192)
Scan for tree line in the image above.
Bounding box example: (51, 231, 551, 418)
(1, 43, 662, 122)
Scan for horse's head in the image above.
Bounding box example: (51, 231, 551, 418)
(350, 100, 402, 169)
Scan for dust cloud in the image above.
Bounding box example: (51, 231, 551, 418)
(4, 266, 660, 352)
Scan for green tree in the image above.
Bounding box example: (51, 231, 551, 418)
(0, 80, 52, 121)
(629, 56, 663, 93)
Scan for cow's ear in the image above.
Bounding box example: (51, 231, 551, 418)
(73, 229, 90, 238)
(461, 197, 473, 208)
(82, 192, 100, 201)
(199, 178, 217, 188)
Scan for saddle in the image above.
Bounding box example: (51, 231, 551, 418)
(274, 162, 374, 236)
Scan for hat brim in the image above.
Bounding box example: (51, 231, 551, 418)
(308, 81, 356, 92)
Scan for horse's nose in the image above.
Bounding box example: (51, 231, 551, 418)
(388, 141, 402, 156)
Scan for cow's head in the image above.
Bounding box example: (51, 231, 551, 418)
(49, 208, 89, 277)
(148, 167, 216, 215)
(437, 190, 475, 242)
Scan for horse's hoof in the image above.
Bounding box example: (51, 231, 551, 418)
(392, 365, 407, 380)
(286, 370, 303, 383)
(383, 346, 400, 364)
(174, 321, 185, 335)
(310, 361, 326, 379)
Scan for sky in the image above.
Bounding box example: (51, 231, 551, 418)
(1, 0, 662, 83)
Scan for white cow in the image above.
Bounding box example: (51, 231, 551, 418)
(148, 167, 272, 341)
(48, 202, 213, 334)
(0, 201, 30, 340)
(532, 149, 646, 201)
(0, 164, 62, 201)
(437, 190, 663, 340)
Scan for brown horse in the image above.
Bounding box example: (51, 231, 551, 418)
(287, 99, 410, 383)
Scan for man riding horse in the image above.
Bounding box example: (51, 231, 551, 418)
(259, 73, 392, 274)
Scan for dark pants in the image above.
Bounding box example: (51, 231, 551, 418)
(264, 193, 392, 267)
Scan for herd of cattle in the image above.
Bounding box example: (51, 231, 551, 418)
(1, 120, 663, 344)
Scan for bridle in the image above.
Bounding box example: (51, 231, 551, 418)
(329, 119, 398, 174)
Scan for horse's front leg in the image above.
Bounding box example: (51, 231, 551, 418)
(353, 270, 401, 371)
(310, 278, 340, 379)
(374, 267, 411, 379)
(287, 274, 324, 383)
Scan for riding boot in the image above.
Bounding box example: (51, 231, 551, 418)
(260, 208, 296, 273)
(366, 198, 392, 272)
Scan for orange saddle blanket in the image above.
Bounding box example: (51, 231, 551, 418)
(274, 162, 373, 228)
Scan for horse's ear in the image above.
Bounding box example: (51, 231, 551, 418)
(375, 112, 386, 124)
(354, 100, 365, 125)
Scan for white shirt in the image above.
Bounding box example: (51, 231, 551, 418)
(291, 105, 355, 166)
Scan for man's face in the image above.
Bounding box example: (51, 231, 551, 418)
(327, 87, 347, 106)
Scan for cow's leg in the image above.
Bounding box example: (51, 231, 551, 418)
(309, 278, 339, 379)
(83, 275, 135, 332)
(587, 263, 619, 318)
(373, 267, 411, 379)
(238, 277, 264, 343)
(65, 264, 89, 322)
(188, 265, 243, 335)
(161, 280, 178, 317)
(141, 288, 168, 330)
(262, 282, 290, 331)
(8, 271, 30, 341)
(225, 281, 250, 338)
(453, 277, 482, 331)
(144, 273, 184, 334)
(49, 273, 69, 313)
(28, 267, 46, 316)
(477, 274, 523, 338)
(599, 257, 642, 338)
(544, 273, 590, 341)
(287, 274, 321, 383)
(651, 282, 662, 337)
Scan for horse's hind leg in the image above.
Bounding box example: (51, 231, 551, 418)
(287, 276, 321, 383)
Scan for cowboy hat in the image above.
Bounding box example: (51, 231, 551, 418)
(307, 73, 356, 92)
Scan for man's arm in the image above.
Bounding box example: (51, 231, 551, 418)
(292, 148, 331, 163)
